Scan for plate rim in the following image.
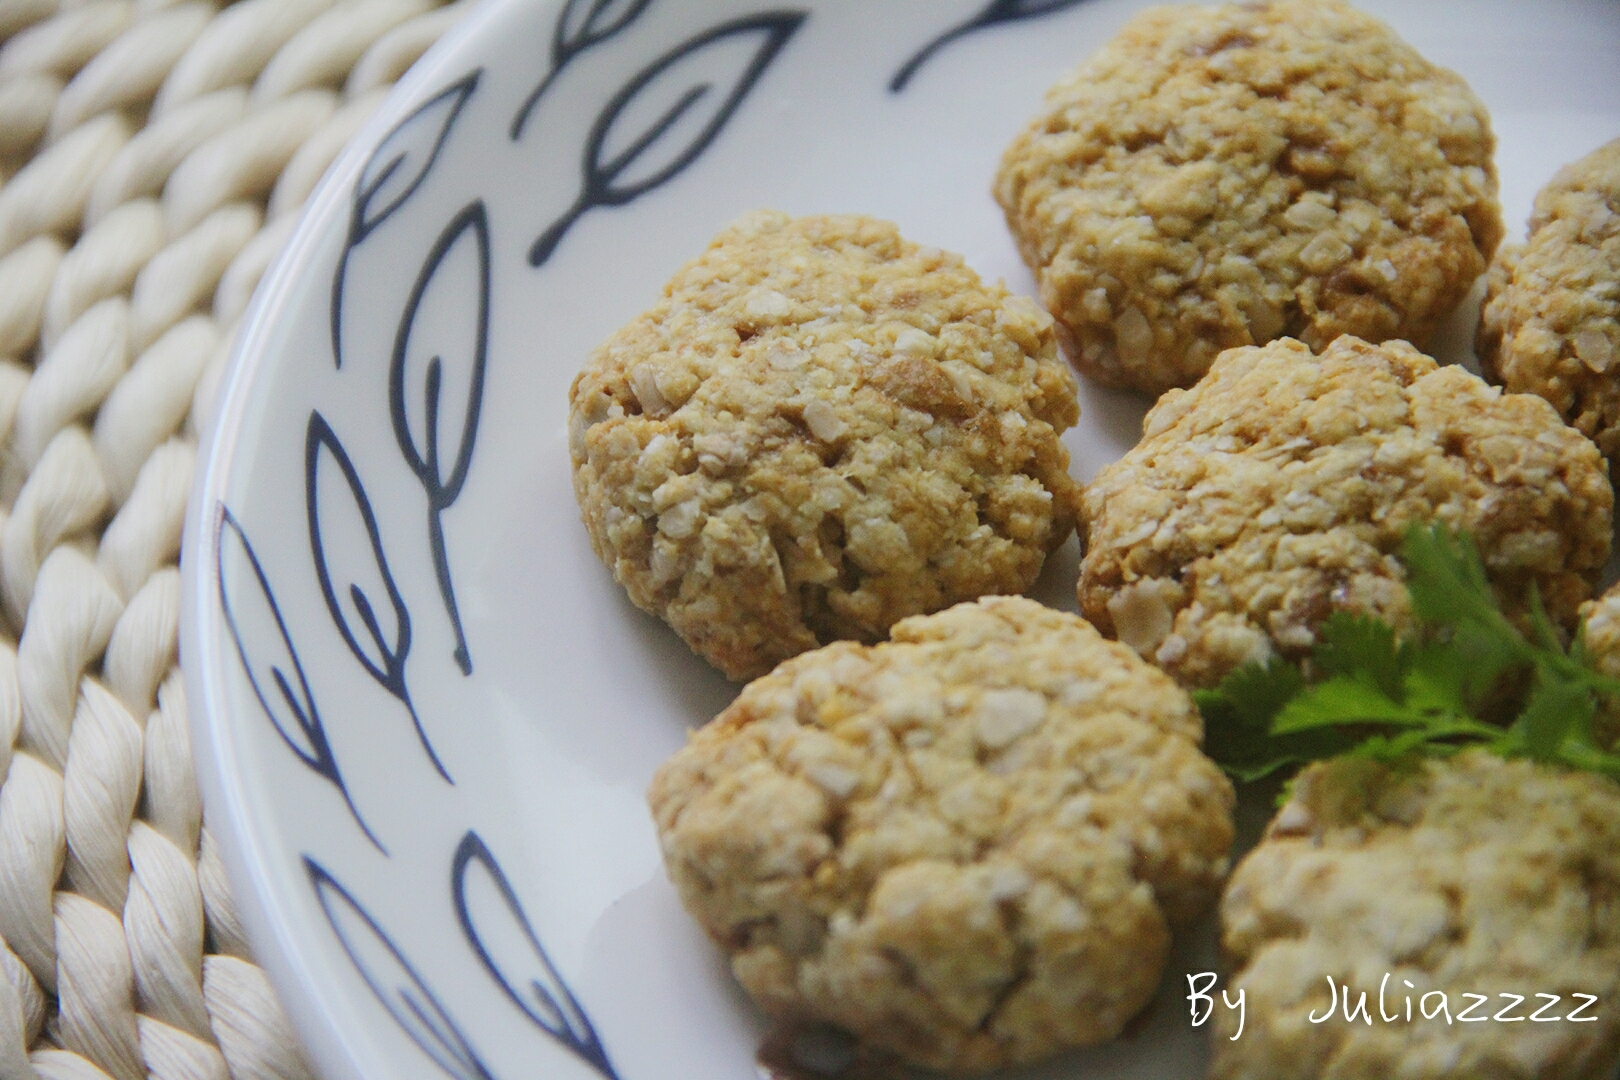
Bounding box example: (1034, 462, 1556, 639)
(179, 3, 552, 1079)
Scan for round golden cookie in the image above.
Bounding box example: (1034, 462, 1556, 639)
(647, 596, 1235, 1073)
(1577, 580, 1620, 752)
(1478, 137, 1620, 460)
(1078, 335, 1611, 690)
(569, 211, 1080, 681)
(993, 0, 1503, 394)
(1214, 752, 1620, 1080)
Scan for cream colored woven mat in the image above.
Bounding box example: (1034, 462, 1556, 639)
(0, 1, 467, 1077)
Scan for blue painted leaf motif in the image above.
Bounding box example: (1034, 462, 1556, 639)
(390, 201, 489, 677)
(332, 70, 480, 368)
(889, 0, 1089, 92)
(530, 10, 808, 266)
(306, 411, 451, 782)
(352, 71, 481, 242)
(509, 0, 654, 140)
(451, 833, 619, 1080)
(216, 506, 384, 852)
(307, 858, 495, 1080)
(558, 0, 652, 56)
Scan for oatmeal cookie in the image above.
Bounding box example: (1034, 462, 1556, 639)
(994, 0, 1503, 394)
(1578, 581, 1620, 752)
(569, 211, 1080, 681)
(1478, 137, 1620, 460)
(1078, 335, 1611, 690)
(648, 596, 1234, 1073)
(1213, 752, 1620, 1080)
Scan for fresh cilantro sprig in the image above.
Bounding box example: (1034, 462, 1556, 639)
(1195, 523, 1620, 784)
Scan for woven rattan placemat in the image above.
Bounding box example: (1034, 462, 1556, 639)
(0, 1, 467, 1076)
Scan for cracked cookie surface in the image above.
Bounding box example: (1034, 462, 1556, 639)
(1078, 335, 1611, 689)
(994, 0, 1502, 394)
(569, 211, 1080, 681)
(648, 596, 1234, 1073)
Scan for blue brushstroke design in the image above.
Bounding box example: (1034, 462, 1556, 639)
(389, 201, 490, 677)
(452, 831, 620, 1079)
(530, 10, 807, 266)
(890, 0, 1088, 92)
(308, 858, 495, 1080)
(306, 410, 452, 783)
(216, 505, 384, 852)
(509, 0, 654, 140)
(332, 70, 480, 369)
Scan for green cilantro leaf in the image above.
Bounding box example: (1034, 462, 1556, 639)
(1346, 728, 1454, 764)
(1398, 524, 1506, 633)
(1196, 522, 1620, 786)
(1195, 658, 1350, 782)
(1513, 663, 1595, 763)
(1312, 613, 1402, 699)
(1399, 620, 1523, 720)
(1271, 676, 1426, 733)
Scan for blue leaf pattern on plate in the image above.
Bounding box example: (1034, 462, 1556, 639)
(308, 858, 496, 1080)
(389, 200, 490, 677)
(452, 832, 620, 1079)
(529, 10, 807, 265)
(333, 71, 481, 369)
(509, 0, 654, 140)
(889, 0, 1088, 92)
(306, 410, 451, 783)
(216, 506, 384, 852)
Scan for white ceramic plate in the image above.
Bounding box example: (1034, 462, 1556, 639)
(181, 2, 1620, 1078)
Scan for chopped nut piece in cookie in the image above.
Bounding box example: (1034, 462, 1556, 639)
(649, 596, 1234, 1073)
(569, 212, 1081, 681)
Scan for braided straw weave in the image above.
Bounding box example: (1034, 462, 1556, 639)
(0, 0, 469, 1076)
